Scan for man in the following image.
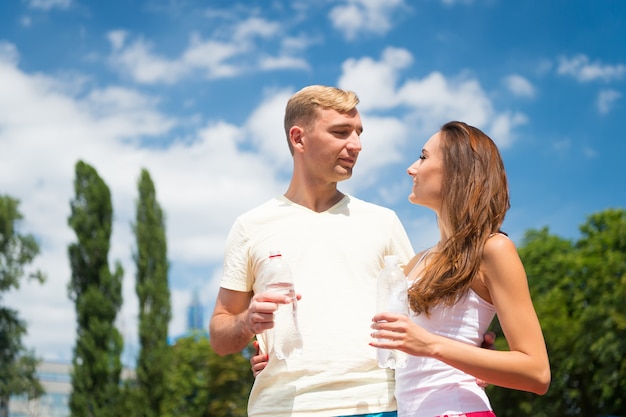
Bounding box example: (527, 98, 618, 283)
(210, 85, 414, 416)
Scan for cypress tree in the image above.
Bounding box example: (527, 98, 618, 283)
(67, 161, 124, 417)
(0, 195, 44, 417)
(133, 168, 171, 417)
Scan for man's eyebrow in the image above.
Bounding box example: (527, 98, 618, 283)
(329, 123, 364, 134)
(330, 122, 353, 128)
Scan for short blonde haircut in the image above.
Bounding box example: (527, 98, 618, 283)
(284, 85, 359, 152)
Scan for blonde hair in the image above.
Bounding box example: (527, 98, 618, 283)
(284, 85, 359, 153)
(408, 121, 510, 315)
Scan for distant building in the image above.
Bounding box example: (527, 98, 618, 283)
(9, 361, 135, 417)
(187, 288, 205, 331)
(9, 361, 71, 417)
(9, 290, 205, 416)
(168, 288, 209, 344)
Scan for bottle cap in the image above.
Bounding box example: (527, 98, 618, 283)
(269, 250, 282, 259)
(384, 255, 399, 266)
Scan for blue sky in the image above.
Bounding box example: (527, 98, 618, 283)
(1, 0, 625, 365)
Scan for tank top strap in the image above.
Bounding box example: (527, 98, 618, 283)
(407, 248, 433, 284)
(489, 231, 509, 239)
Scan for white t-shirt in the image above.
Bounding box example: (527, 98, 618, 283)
(220, 194, 414, 417)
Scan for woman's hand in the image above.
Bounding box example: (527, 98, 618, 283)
(248, 294, 301, 377)
(369, 312, 436, 357)
(250, 341, 269, 377)
(370, 313, 496, 388)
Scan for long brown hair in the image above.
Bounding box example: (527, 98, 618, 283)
(408, 121, 510, 315)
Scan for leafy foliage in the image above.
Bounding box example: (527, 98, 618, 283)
(161, 336, 254, 417)
(0, 195, 44, 417)
(488, 208, 626, 417)
(133, 168, 172, 417)
(67, 161, 124, 417)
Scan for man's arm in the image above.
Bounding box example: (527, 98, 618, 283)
(209, 288, 255, 355)
(209, 287, 291, 356)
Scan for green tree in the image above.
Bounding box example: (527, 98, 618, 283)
(161, 336, 254, 417)
(488, 208, 626, 417)
(67, 161, 124, 417)
(132, 168, 171, 417)
(0, 195, 44, 417)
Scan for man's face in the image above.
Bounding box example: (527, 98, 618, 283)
(300, 107, 363, 183)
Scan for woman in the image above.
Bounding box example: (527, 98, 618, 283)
(369, 121, 550, 417)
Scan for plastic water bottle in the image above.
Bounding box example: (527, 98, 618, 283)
(376, 255, 409, 369)
(262, 251, 303, 360)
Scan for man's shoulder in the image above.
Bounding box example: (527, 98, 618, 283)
(237, 196, 282, 219)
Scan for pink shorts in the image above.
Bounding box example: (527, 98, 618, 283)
(438, 412, 496, 417)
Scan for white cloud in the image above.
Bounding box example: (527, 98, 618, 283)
(337, 47, 526, 148)
(245, 87, 297, 175)
(329, 0, 408, 40)
(405, 213, 441, 252)
(0, 53, 284, 362)
(557, 54, 626, 82)
(107, 31, 191, 84)
(596, 89, 621, 114)
(350, 115, 409, 189)
(488, 112, 527, 148)
(281, 34, 322, 53)
(536, 59, 554, 76)
(107, 16, 310, 84)
(259, 55, 310, 71)
(399, 72, 526, 147)
(83, 86, 177, 140)
(440, 0, 474, 5)
(182, 33, 245, 79)
(27, 0, 72, 11)
(339, 47, 413, 111)
(0, 41, 19, 64)
(582, 146, 598, 158)
(504, 74, 536, 98)
(549, 140, 596, 159)
(20, 16, 32, 27)
(232, 17, 281, 42)
(552, 138, 571, 154)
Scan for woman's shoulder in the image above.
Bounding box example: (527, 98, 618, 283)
(484, 232, 518, 261)
(481, 233, 524, 284)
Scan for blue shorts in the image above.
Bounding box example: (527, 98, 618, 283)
(337, 412, 397, 417)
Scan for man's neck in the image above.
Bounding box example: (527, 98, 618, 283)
(283, 185, 345, 213)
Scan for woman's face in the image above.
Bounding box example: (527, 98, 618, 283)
(407, 131, 444, 212)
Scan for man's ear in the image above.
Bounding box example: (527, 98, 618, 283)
(289, 126, 305, 152)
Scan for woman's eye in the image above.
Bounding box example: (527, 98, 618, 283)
(419, 155, 426, 160)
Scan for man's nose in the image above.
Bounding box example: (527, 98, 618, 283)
(347, 133, 362, 151)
